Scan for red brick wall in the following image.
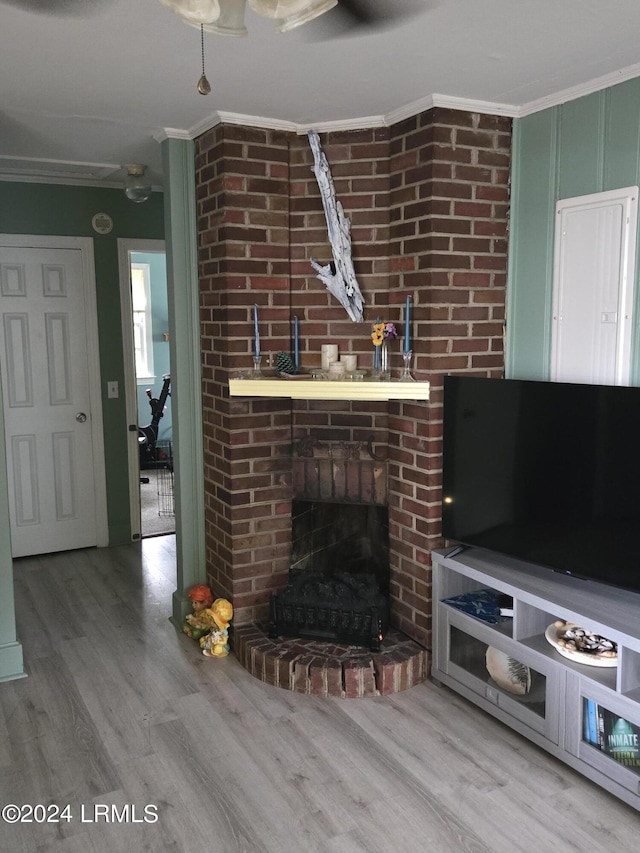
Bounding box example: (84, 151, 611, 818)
(288, 128, 392, 463)
(386, 109, 511, 645)
(195, 109, 511, 648)
(196, 125, 293, 624)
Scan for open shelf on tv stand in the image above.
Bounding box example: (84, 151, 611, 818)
(431, 546, 640, 813)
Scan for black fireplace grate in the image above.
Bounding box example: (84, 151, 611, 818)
(269, 570, 389, 651)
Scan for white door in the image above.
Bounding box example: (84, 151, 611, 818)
(551, 187, 638, 385)
(0, 237, 107, 557)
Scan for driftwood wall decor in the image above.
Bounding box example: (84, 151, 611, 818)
(308, 130, 365, 322)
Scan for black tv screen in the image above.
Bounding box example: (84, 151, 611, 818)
(442, 376, 640, 594)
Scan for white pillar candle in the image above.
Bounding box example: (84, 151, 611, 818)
(340, 354, 357, 372)
(328, 361, 346, 381)
(321, 344, 338, 372)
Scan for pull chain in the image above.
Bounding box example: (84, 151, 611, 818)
(197, 24, 211, 95)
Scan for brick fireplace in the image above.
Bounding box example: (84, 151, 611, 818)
(195, 107, 510, 682)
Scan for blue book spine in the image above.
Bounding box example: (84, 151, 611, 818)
(584, 698, 599, 746)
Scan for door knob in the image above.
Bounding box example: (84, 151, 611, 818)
(76, 412, 87, 423)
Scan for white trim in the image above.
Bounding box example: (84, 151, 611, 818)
(0, 233, 109, 548)
(217, 111, 304, 132)
(518, 61, 640, 118)
(0, 154, 120, 179)
(160, 61, 640, 142)
(154, 127, 193, 143)
(117, 238, 166, 542)
(165, 93, 520, 144)
(0, 174, 163, 192)
(429, 93, 517, 118)
(382, 95, 435, 126)
(297, 114, 387, 134)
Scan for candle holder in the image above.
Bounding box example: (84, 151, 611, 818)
(400, 350, 415, 382)
(252, 355, 264, 378)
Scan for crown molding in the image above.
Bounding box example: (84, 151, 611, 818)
(166, 92, 519, 144)
(158, 59, 640, 146)
(516, 60, 640, 117)
(215, 111, 300, 132)
(430, 93, 517, 118)
(385, 93, 519, 125)
(154, 127, 193, 143)
(295, 114, 387, 133)
(0, 174, 162, 192)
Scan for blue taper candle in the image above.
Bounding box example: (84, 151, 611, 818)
(253, 304, 260, 358)
(293, 316, 299, 368)
(374, 316, 380, 369)
(404, 296, 411, 354)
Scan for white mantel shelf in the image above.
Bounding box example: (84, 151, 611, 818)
(228, 377, 430, 402)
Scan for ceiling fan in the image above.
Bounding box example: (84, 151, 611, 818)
(157, 0, 423, 93)
(157, 0, 420, 37)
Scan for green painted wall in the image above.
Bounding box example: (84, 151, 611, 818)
(0, 181, 165, 544)
(508, 78, 640, 384)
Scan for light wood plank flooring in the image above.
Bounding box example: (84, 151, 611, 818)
(1, 538, 639, 852)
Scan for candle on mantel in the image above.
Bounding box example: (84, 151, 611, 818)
(293, 315, 299, 369)
(404, 296, 411, 354)
(374, 315, 380, 370)
(253, 304, 260, 358)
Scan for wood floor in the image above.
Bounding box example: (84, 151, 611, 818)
(2, 539, 639, 853)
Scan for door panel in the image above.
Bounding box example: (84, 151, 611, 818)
(0, 245, 98, 557)
(551, 187, 638, 385)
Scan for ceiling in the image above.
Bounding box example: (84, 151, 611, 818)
(2, 0, 640, 191)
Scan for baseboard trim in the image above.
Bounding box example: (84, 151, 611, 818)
(0, 640, 26, 682)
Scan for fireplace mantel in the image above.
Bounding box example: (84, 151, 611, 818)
(228, 378, 430, 402)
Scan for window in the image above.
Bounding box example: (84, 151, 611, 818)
(131, 262, 154, 383)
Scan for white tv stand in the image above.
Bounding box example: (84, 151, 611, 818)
(432, 546, 640, 812)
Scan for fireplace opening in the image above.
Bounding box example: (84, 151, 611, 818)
(269, 500, 390, 650)
(291, 501, 389, 590)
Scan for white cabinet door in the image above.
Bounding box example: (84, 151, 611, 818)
(551, 187, 638, 385)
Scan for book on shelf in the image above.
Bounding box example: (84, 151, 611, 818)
(441, 589, 512, 625)
(583, 699, 640, 769)
(583, 698, 600, 746)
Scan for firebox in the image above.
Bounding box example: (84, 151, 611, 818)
(270, 495, 391, 650)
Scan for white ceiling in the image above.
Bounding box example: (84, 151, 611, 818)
(2, 0, 640, 191)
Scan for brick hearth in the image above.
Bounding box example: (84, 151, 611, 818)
(233, 625, 427, 699)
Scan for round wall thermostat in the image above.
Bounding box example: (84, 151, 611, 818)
(92, 213, 113, 235)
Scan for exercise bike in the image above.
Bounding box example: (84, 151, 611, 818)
(138, 374, 171, 481)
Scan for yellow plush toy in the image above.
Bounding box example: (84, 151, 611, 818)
(198, 598, 233, 657)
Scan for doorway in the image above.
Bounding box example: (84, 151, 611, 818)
(118, 239, 174, 539)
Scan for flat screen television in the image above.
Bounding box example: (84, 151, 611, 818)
(442, 376, 640, 595)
